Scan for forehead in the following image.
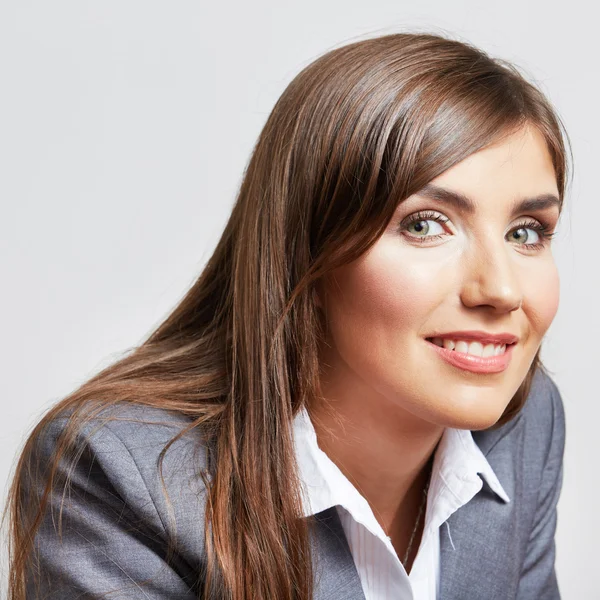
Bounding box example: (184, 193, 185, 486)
(428, 125, 559, 207)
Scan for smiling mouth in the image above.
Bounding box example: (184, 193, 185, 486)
(425, 337, 516, 357)
(424, 337, 517, 374)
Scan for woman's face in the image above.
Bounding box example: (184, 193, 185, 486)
(319, 125, 560, 430)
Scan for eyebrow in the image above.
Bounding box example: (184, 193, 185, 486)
(414, 183, 561, 216)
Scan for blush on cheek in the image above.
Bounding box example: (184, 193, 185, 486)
(333, 241, 452, 324)
(525, 262, 560, 335)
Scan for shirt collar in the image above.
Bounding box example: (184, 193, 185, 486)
(292, 405, 510, 523)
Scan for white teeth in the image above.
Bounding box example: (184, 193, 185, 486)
(430, 338, 508, 357)
(482, 343, 495, 357)
(467, 341, 484, 357)
(442, 339, 455, 351)
(455, 341, 469, 353)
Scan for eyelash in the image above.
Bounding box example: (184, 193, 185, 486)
(399, 210, 557, 251)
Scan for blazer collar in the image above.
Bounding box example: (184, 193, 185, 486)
(438, 413, 524, 599)
(300, 408, 522, 600)
(309, 507, 366, 600)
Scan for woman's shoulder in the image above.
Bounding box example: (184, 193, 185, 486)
(36, 400, 213, 477)
(28, 400, 213, 561)
(473, 367, 565, 466)
(522, 367, 565, 445)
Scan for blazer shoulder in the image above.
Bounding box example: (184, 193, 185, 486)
(473, 368, 565, 461)
(520, 368, 566, 462)
(36, 400, 213, 482)
(30, 401, 212, 562)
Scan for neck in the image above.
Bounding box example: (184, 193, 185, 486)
(308, 360, 444, 539)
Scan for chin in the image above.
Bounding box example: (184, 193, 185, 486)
(440, 409, 504, 432)
(408, 389, 513, 431)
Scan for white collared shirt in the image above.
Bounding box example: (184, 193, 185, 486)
(292, 407, 510, 600)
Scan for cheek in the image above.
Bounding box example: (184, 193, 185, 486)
(323, 242, 453, 342)
(522, 259, 560, 336)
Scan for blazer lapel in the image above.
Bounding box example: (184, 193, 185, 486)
(305, 413, 526, 599)
(439, 416, 524, 600)
(309, 507, 366, 600)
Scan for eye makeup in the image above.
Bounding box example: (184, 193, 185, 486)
(396, 210, 557, 251)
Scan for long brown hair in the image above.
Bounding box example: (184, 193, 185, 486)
(4, 31, 571, 599)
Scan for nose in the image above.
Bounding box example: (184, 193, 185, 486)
(460, 238, 523, 313)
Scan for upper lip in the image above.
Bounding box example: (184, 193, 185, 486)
(426, 330, 519, 345)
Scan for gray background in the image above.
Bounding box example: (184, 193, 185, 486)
(0, 1, 594, 596)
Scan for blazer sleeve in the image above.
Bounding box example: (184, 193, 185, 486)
(22, 411, 203, 599)
(516, 376, 566, 600)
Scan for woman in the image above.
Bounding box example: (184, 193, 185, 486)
(5, 32, 569, 599)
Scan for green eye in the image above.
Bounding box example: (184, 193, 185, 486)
(509, 227, 541, 245)
(407, 220, 446, 236)
(507, 219, 556, 250)
(400, 211, 449, 241)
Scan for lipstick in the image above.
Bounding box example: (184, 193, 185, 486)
(426, 338, 515, 374)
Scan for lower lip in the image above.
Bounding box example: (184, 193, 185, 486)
(426, 339, 515, 374)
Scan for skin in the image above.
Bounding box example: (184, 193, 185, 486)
(310, 124, 561, 570)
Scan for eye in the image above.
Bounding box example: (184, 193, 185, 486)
(399, 210, 450, 242)
(507, 219, 556, 251)
(508, 227, 540, 245)
(406, 219, 445, 237)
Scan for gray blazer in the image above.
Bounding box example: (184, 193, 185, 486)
(24, 368, 565, 599)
